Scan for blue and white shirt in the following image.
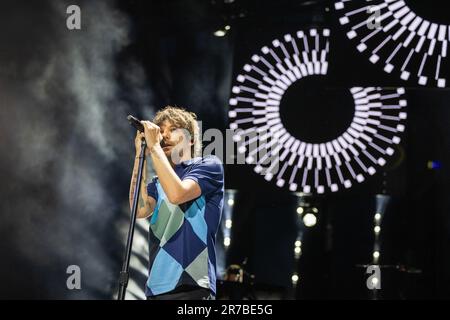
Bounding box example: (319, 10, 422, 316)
(145, 155, 224, 297)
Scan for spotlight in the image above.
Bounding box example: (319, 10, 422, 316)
(294, 247, 301, 254)
(225, 25, 231, 31)
(371, 277, 379, 287)
(214, 29, 226, 37)
(225, 219, 232, 229)
(303, 213, 317, 227)
(427, 160, 442, 170)
(296, 207, 304, 215)
(295, 240, 302, 247)
(224, 237, 231, 247)
(374, 213, 381, 222)
(227, 198, 234, 206)
(291, 274, 299, 284)
(374, 226, 381, 234)
(373, 251, 380, 259)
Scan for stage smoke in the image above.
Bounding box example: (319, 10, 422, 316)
(0, 0, 153, 298)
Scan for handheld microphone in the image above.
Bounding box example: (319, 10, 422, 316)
(127, 115, 144, 133)
(127, 115, 165, 147)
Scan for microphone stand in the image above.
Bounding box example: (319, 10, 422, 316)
(117, 137, 147, 300)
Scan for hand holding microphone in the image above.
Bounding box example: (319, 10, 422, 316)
(127, 115, 144, 133)
(128, 115, 163, 156)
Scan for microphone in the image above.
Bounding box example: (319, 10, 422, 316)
(127, 115, 165, 147)
(127, 115, 144, 133)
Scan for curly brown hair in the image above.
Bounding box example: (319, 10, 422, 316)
(153, 106, 202, 157)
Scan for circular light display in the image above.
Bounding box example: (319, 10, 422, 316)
(228, 29, 407, 194)
(335, 0, 449, 87)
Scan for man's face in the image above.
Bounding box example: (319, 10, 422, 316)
(159, 120, 191, 161)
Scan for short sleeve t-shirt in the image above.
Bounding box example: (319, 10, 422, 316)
(145, 155, 224, 297)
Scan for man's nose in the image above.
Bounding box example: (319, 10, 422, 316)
(161, 129, 170, 140)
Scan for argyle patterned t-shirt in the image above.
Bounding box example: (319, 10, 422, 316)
(144, 155, 224, 297)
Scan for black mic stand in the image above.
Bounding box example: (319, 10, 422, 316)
(117, 137, 147, 300)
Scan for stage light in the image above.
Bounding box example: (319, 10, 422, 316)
(371, 277, 379, 287)
(427, 160, 442, 170)
(374, 226, 381, 234)
(373, 251, 380, 259)
(225, 25, 231, 31)
(303, 213, 317, 227)
(225, 219, 233, 229)
(229, 28, 407, 194)
(214, 29, 226, 37)
(374, 213, 381, 221)
(224, 237, 231, 247)
(295, 240, 302, 247)
(294, 247, 302, 254)
(227, 198, 235, 206)
(291, 274, 299, 284)
(296, 207, 304, 215)
(335, 0, 449, 87)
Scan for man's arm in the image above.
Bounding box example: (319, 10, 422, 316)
(140, 120, 201, 205)
(149, 144, 201, 205)
(129, 148, 156, 219)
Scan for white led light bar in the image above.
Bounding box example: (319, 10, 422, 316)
(228, 29, 407, 194)
(335, 0, 449, 87)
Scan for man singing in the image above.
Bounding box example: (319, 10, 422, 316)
(129, 106, 224, 300)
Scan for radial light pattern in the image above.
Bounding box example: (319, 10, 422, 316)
(335, 0, 449, 87)
(228, 29, 407, 194)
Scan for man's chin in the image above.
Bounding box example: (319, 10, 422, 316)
(162, 147, 175, 160)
